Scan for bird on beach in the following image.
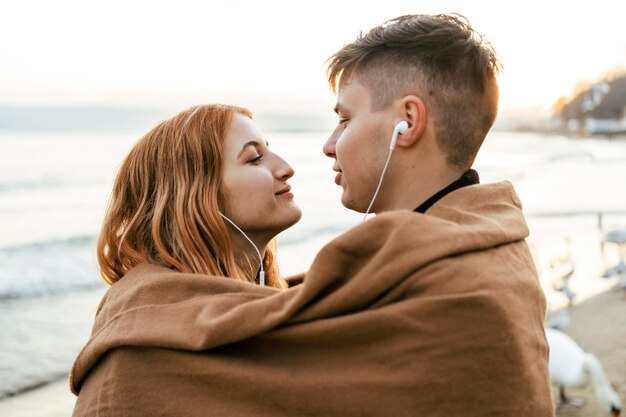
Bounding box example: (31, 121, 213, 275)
(553, 267, 576, 305)
(545, 327, 622, 416)
(602, 229, 626, 279)
(546, 307, 570, 331)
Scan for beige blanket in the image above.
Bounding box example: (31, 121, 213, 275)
(71, 181, 554, 416)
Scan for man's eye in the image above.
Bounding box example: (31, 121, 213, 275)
(338, 119, 349, 128)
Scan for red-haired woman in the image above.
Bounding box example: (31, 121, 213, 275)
(72, 104, 302, 413)
(97, 104, 301, 289)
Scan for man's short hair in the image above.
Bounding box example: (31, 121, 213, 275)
(327, 14, 502, 169)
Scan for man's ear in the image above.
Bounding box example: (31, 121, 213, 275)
(395, 95, 427, 148)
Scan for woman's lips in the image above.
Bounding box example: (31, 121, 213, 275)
(335, 172, 342, 185)
(275, 186, 293, 197)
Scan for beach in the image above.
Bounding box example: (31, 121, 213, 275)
(1, 130, 626, 415)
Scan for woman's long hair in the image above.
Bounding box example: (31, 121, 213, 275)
(97, 104, 284, 288)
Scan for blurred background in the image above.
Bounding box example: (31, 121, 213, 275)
(1, 1, 625, 416)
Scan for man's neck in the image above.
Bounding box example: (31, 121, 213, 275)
(379, 165, 466, 212)
(413, 169, 479, 213)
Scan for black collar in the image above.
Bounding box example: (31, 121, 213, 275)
(414, 169, 480, 214)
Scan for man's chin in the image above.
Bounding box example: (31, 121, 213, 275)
(341, 193, 367, 214)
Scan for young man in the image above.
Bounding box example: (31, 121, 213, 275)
(70, 14, 555, 417)
(319, 12, 555, 413)
(323, 14, 497, 215)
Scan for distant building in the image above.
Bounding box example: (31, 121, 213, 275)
(585, 116, 626, 135)
(555, 74, 626, 136)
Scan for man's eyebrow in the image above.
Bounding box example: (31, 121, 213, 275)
(237, 140, 269, 158)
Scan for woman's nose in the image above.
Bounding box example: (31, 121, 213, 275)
(275, 157, 294, 180)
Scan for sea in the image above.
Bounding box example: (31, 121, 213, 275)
(1, 128, 626, 415)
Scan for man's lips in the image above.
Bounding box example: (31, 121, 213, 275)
(332, 163, 342, 186)
(334, 172, 342, 185)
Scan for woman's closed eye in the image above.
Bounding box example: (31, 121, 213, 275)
(338, 118, 349, 128)
(248, 154, 263, 164)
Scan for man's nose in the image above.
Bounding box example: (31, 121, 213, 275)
(323, 130, 339, 158)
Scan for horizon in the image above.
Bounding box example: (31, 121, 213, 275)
(0, 102, 560, 134)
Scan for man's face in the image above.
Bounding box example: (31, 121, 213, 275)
(323, 79, 396, 213)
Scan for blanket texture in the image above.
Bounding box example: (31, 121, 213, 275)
(71, 181, 554, 416)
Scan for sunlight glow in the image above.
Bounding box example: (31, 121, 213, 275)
(1, 0, 625, 113)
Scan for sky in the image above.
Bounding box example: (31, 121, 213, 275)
(2, 0, 626, 115)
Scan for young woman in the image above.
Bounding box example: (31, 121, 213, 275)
(97, 104, 302, 289)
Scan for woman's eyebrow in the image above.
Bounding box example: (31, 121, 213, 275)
(237, 140, 269, 158)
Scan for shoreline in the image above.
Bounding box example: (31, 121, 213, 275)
(0, 376, 76, 417)
(0, 373, 68, 400)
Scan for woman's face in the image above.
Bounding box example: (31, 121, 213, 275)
(220, 113, 302, 240)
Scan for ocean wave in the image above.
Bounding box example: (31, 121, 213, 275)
(0, 177, 106, 193)
(0, 236, 104, 300)
(279, 224, 352, 246)
(0, 224, 353, 299)
(0, 288, 106, 400)
(0, 372, 68, 400)
(0, 235, 96, 253)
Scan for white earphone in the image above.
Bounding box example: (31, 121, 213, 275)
(363, 120, 409, 221)
(389, 120, 409, 151)
(219, 212, 265, 286)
